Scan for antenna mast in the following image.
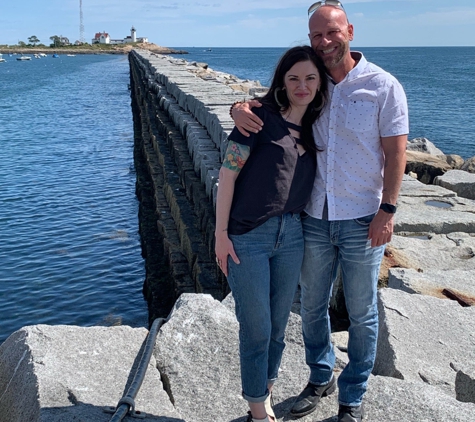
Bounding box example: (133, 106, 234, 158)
(79, 0, 85, 43)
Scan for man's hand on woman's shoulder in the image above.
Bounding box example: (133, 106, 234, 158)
(231, 100, 264, 137)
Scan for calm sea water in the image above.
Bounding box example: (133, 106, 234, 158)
(1, 47, 474, 344)
(171, 47, 475, 159)
(0, 54, 148, 344)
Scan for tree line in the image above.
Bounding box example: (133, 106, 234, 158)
(15, 35, 83, 48)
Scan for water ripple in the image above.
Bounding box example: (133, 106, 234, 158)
(0, 55, 148, 343)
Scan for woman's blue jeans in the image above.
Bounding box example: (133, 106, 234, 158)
(300, 214, 384, 407)
(227, 213, 303, 403)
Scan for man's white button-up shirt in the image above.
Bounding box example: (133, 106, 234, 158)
(305, 52, 409, 221)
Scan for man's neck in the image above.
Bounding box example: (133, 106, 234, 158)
(329, 51, 360, 84)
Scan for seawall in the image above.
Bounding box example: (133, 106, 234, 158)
(1, 48, 475, 422)
(129, 48, 255, 321)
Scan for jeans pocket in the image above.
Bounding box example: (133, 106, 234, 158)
(354, 213, 376, 226)
(300, 211, 309, 220)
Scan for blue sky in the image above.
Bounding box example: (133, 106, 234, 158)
(1, 0, 474, 48)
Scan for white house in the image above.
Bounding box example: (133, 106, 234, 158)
(92, 27, 148, 45)
(92, 32, 110, 44)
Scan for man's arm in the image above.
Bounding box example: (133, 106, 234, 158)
(231, 100, 264, 137)
(368, 134, 407, 247)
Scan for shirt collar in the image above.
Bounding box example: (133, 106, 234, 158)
(327, 51, 367, 85)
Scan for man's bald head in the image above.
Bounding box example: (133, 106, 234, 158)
(308, 5, 354, 77)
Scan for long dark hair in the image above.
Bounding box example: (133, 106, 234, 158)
(259, 45, 328, 153)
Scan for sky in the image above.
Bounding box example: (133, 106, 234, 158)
(1, 0, 475, 48)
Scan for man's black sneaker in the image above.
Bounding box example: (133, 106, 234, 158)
(337, 403, 364, 422)
(290, 375, 336, 417)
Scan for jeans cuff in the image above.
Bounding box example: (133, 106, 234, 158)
(243, 390, 269, 403)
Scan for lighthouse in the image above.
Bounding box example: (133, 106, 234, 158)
(131, 26, 136, 43)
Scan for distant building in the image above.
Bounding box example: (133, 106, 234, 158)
(92, 32, 110, 44)
(60, 36, 70, 46)
(92, 27, 148, 45)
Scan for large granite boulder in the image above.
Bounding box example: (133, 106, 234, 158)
(0, 325, 179, 422)
(374, 288, 475, 400)
(461, 156, 475, 173)
(434, 169, 475, 200)
(444, 154, 465, 169)
(407, 137, 445, 155)
(1, 292, 475, 421)
(405, 150, 451, 184)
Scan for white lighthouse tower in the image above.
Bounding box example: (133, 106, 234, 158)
(131, 26, 137, 43)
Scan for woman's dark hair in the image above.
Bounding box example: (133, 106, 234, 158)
(259, 45, 328, 153)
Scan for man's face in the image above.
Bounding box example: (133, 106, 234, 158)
(308, 6, 353, 70)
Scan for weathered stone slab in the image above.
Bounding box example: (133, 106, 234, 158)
(374, 288, 475, 398)
(434, 169, 475, 200)
(388, 267, 475, 301)
(153, 294, 246, 422)
(363, 375, 475, 422)
(0, 325, 179, 422)
(395, 194, 475, 234)
(399, 174, 456, 197)
(388, 232, 475, 271)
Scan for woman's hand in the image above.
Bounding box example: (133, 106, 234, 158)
(215, 232, 240, 277)
(232, 100, 264, 137)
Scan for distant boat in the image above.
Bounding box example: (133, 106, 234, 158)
(16, 55, 32, 61)
(0, 54, 6, 63)
(52, 53, 59, 58)
(66, 54, 76, 57)
(39, 53, 47, 57)
(34, 54, 41, 59)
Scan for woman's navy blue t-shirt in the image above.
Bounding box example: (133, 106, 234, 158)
(227, 105, 317, 235)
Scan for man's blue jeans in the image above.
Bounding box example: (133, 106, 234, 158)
(300, 214, 384, 407)
(227, 213, 303, 402)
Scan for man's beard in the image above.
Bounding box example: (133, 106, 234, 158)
(322, 41, 349, 69)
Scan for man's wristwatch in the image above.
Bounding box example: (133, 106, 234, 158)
(379, 203, 397, 214)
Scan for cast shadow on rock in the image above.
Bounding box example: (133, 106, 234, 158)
(40, 400, 186, 422)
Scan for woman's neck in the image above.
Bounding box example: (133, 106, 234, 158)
(281, 106, 306, 125)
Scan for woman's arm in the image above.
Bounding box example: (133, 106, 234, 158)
(215, 141, 250, 276)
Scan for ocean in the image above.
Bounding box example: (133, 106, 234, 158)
(170, 47, 475, 160)
(0, 54, 148, 344)
(0, 47, 474, 344)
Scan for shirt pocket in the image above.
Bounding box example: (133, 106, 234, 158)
(345, 99, 377, 132)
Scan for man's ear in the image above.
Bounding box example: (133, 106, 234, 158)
(348, 23, 354, 41)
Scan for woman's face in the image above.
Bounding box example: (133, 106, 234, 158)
(283, 60, 321, 108)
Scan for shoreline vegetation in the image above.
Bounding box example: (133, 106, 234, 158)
(0, 42, 188, 55)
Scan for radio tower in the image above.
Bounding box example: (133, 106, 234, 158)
(79, 0, 85, 43)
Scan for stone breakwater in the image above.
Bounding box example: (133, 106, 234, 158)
(129, 49, 268, 322)
(1, 49, 475, 421)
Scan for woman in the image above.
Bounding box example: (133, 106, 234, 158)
(215, 46, 328, 422)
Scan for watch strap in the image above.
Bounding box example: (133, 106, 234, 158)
(379, 203, 397, 214)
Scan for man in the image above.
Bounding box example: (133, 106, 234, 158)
(230, 1, 408, 421)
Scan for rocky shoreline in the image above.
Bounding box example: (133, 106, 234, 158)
(0, 49, 474, 421)
(0, 43, 187, 55)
